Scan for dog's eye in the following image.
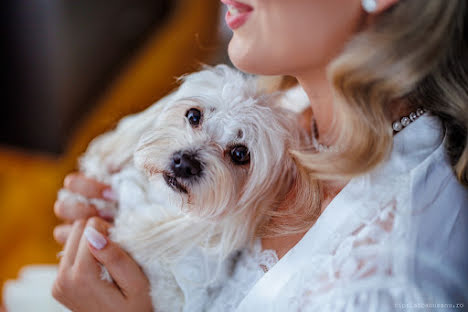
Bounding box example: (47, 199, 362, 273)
(186, 108, 202, 127)
(230, 145, 250, 165)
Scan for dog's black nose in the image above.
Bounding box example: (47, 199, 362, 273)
(171, 151, 202, 179)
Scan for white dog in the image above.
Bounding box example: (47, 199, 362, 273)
(4, 65, 313, 312)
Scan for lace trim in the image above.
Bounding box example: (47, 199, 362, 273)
(206, 240, 278, 311)
(252, 240, 279, 273)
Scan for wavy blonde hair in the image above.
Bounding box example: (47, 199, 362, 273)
(266, 1, 468, 237)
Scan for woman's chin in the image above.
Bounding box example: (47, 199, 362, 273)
(228, 39, 276, 76)
(228, 38, 254, 73)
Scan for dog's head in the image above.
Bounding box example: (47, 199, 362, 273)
(134, 65, 310, 253)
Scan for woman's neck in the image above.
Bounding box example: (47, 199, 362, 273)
(296, 68, 413, 142)
(296, 68, 337, 145)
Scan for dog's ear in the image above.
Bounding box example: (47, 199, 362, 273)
(80, 91, 176, 178)
(290, 158, 321, 220)
(257, 154, 321, 238)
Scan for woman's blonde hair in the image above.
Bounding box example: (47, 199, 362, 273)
(268, 1, 467, 237)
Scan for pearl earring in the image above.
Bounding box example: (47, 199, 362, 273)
(362, 0, 378, 13)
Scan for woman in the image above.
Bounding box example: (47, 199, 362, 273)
(52, 0, 468, 311)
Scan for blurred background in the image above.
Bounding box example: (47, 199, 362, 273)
(0, 0, 230, 301)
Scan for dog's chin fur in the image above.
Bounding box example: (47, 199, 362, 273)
(78, 65, 312, 311)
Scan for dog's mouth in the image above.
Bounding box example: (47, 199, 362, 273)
(163, 173, 188, 194)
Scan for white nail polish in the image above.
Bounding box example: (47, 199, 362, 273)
(362, 0, 377, 13)
(84, 226, 107, 250)
(102, 188, 118, 201)
(97, 208, 115, 220)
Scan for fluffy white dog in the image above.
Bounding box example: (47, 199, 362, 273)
(4, 65, 312, 312)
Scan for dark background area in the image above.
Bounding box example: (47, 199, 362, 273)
(2, 0, 173, 154)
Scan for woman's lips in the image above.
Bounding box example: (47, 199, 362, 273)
(221, 0, 253, 30)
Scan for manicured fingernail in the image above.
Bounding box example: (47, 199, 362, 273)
(97, 209, 115, 220)
(56, 251, 65, 259)
(102, 188, 118, 201)
(84, 226, 107, 250)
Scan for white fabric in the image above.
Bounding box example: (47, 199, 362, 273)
(206, 240, 279, 312)
(3, 266, 69, 312)
(230, 114, 468, 311)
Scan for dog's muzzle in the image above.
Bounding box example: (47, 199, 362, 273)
(170, 151, 203, 179)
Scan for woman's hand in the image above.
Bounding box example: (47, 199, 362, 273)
(53, 172, 116, 244)
(52, 174, 153, 311)
(52, 217, 153, 312)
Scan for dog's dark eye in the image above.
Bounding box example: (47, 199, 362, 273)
(230, 145, 250, 165)
(186, 108, 202, 127)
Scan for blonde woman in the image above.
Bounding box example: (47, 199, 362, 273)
(51, 0, 468, 311)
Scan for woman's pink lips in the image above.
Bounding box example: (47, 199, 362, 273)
(221, 0, 253, 11)
(225, 10, 252, 30)
(221, 0, 253, 30)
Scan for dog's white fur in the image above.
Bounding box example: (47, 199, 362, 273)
(61, 65, 310, 311)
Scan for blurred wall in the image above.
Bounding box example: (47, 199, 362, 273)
(2, 0, 172, 154)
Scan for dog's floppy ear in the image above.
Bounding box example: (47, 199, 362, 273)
(257, 150, 321, 238)
(290, 158, 321, 221)
(80, 92, 175, 179)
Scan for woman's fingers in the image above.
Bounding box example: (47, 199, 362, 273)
(85, 227, 150, 297)
(64, 172, 116, 200)
(54, 172, 117, 225)
(77, 217, 111, 275)
(60, 220, 86, 267)
(53, 224, 123, 312)
(73, 218, 111, 278)
(54, 198, 98, 221)
(53, 218, 122, 311)
(85, 217, 112, 239)
(53, 224, 73, 244)
(53, 217, 152, 311)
